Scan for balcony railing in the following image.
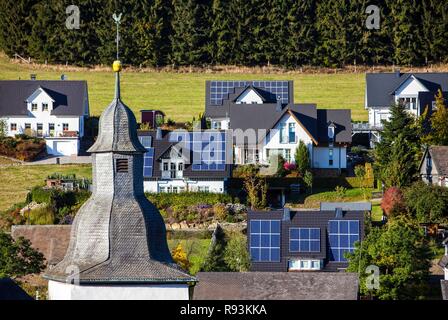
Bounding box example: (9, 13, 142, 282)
(352, 123, 383, 131)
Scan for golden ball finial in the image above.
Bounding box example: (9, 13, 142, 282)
(113, 60, 122, 72)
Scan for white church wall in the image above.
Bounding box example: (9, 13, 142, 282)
(48, 280, 190, 300)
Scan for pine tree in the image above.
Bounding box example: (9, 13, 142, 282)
(134, 0, 172, 67)
(170, 0, 212, 66)
(375, 103, 420, 187)
(201, 225, 229, 272)
(209, 0, 234, 65)
(294, 141, 311, 176)
(0, 0, 34, 57)
(387, 0, 425, 65)
(284, 0, 316, 67)
(315, 0, 348, 67)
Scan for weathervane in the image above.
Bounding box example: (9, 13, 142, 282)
(112, 13, 123, 99)
(112, 13, 122, 60)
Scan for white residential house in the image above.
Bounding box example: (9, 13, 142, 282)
(0, 80, 89, 156)
(138, 129, 231, 194)
(204, 81, 351, 171)
(365, 72, 448, 128)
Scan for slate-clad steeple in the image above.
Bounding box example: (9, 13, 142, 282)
(44, 31, 194, 285)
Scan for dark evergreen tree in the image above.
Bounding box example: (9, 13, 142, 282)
(134, 0, 172, 67)
(0, 0, 34, 57)
(209, 0, 234, 65)
(387, 0, 425, 65)
(170, 0, 212, 66)
(200, 225, 230, 272)
(284, 0, 316, 67)
(375, 103, 420, 187)
(315, 0, 348, 67)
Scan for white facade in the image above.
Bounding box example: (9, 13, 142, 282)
(48, 280, 190, 300)
(262, 113, 313, 163)
(312, 146, 347, 169)
(144, 179, 225, 193)
(234, 112, 348, 170)
(211, 118, 230, 130)
(2, 88, 87, 156)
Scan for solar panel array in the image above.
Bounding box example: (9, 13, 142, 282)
(289, 228, 320, 252)
(209, 80, 290, 105)
(139, 136, 155, 177)
(328, 220, 360, 262)
(249, 219, 281, 262)
(168, 131, 226, 171)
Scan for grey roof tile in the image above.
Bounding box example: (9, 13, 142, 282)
(366, 72, 448, 108)
(193, 272, 359, 300)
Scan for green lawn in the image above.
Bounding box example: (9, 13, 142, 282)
(0, 164, 92, 211)
(168, 238, 210, 275)
(0, 53, 367, 122)
(289, 188, 374, 209)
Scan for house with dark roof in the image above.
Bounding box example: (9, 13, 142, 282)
(419, 146, 448, 187)
(0, 79, 89, 156)
(193, 272, 359, 300)
(365, 72, 448, 128)
(247, 205, 366, 272)
(204, 81, 351, 171)
(137, 128, 232, 193)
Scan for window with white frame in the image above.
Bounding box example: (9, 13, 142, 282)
(10, 123, 17, 131)
(31, 103, 38, 111)
(280, 123, 288, 143)
(42, 103, 49, 111)
(62, 123, 69, 131)
(288, 123, 296, 143)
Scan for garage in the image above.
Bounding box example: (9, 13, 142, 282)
(46, 139, 79, 156)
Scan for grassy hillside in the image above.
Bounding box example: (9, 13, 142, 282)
(0, 54, 367, 122)
(0, 164, 92, 211)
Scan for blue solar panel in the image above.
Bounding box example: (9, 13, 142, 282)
(210, 80, 290, 105)
(328, 220, 359, 262)
(250, 220, 281, 262)
(192, 132, 226, 171)
(139, 136, 154, 177)
(289, 228, 320, 252)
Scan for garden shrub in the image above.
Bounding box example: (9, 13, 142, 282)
(213, 204, 228, 221)
(0, 136, 46, 161)
(28, 205, 55, 225)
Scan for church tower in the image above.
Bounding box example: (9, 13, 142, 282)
(44, 14, 195, 300)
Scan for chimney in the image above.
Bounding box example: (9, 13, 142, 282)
(276, 96, 282, 112)
(156, 127, 162, 140)
(30, 74, 36, 80)
(283, 207, 291, 221)
(335, 207, 343, 219)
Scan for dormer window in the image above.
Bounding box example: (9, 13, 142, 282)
(31, 103, 38, 111)
(42, 103, 49, 111)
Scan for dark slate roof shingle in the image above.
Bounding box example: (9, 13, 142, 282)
(0, 80, 88, 117)
(193, 272, 359, 300)
(366, 72, 448, 108)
